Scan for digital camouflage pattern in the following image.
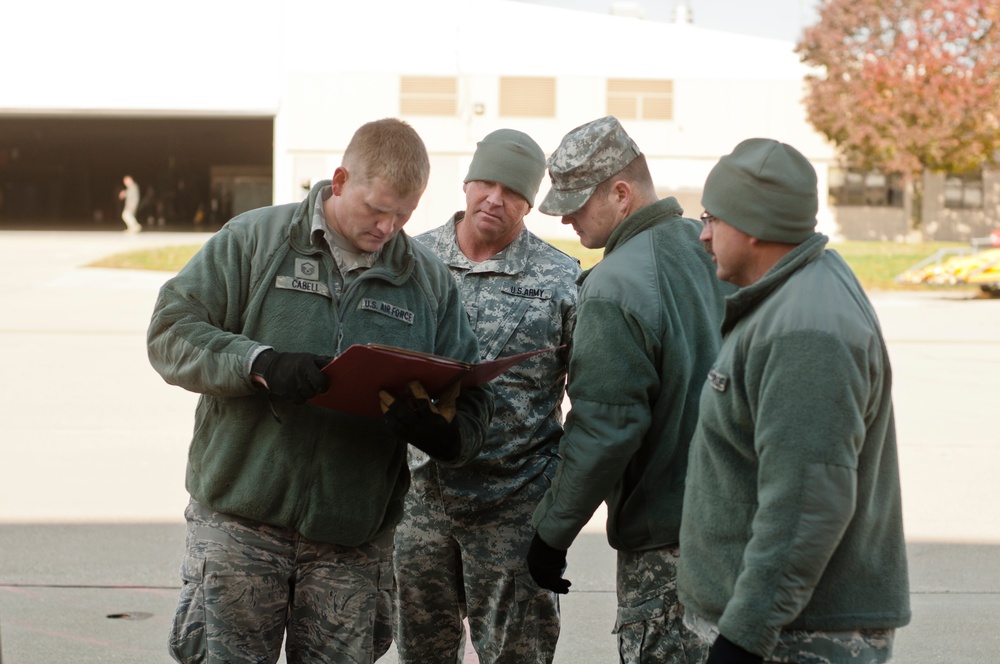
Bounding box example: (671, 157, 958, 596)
(391, 216, 579, 663)
(411, 215, 579, 513)
(684, 611, 895, 664)
(538, 115, 641, 216)
(613, 545, 707, 664)
(170, 501, 393, 664)
(393, 472, 559, 663)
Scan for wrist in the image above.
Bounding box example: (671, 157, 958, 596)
(250, 349, 276, 383)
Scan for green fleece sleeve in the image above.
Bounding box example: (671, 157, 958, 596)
(533, 296, 659, 550)
(719, 330, 868, 656)
(147, 228, 260, 397)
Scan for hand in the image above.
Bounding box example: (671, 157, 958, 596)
(251, 350, 331, 404)
(526, 533, 571, 594)
(380, 381, 461, 462)
(706, 635, 763, 664)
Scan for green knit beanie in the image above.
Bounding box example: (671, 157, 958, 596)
(702, 138, 818, 244)
(464, 129, 546, 207)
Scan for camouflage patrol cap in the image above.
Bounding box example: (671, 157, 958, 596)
(539, 116, 641, 216)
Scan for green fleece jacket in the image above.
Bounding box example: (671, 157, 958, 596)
(533, 198, 730, 551)
(147, 181, 493, 547)
(678, 233, 911, 658)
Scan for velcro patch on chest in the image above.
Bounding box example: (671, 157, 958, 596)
(358, 298, 414, 325)
(501, 285, 551, 299)
(295, 258, 321, 280)
(275, 275, 331, 298)
(708, 368, 728, 392)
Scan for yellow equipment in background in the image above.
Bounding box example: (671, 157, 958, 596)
(897, 231, 1000, 296)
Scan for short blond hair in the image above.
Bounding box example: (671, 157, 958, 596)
(343, 118, 430, 197)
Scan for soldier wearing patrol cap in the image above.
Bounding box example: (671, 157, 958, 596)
(527, 116, 731, 663)
(393, 128, 580, 663)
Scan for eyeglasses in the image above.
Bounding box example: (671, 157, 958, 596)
(699, 211, 718, 226)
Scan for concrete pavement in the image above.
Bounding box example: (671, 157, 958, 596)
(1, 229, 998, 663)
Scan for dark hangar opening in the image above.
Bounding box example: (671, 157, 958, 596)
(0, 115, 273, 231)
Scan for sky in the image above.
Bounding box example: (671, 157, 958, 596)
(513, 0, 821, 43)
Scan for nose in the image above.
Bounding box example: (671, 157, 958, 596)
(560, 215, 573, 226)
(699, 222, 712, 242)
(375, 214, 396, 234)
(485, 185, 504, 207)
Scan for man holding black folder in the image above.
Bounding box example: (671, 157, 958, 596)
(392, 129, 579, 663)
(147, 118, 493, 664)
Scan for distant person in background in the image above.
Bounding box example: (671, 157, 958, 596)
(393, 129, 579, 663)
(119, 175, 141, 233)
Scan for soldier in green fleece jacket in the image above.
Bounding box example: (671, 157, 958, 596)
(677, 138, 910, 664)
(147, 119, 493, 664)
(527, 116, 731, 663)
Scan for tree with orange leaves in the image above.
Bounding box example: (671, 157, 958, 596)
(797, 0, 1000, 230)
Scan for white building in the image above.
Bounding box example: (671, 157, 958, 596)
(8, 0, 989, 241)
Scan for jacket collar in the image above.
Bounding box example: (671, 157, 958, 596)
(604, 197, 683, 256)
(432, 211, 532, 276)
(578, 197, 683, 285)
(721, 232, 828, 335)
(288, 179, 416, 282)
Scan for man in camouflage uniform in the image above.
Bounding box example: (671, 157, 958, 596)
(677, 139, 910, 663)
(526, 116, 730, 663)
(392, 128, 579, 663)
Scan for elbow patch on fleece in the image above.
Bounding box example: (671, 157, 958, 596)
(770, 462, 857, 626)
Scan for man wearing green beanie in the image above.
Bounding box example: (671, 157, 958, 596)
(393, 128, 580, 663)
(677, 138, 911, 663)
(528, 116, 731, 663)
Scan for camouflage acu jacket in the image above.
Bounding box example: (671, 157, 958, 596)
(412, 213, 579, 513)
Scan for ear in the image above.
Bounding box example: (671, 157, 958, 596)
(330, 167, 349, 195)
(612, 180, 632, 214)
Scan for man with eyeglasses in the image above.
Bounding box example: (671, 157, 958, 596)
(677, 138, 910, 663)
(526, 116, 731, 663)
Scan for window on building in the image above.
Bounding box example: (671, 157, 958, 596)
(944, 172, 983, 209)
(606, 79, 673, 120)
(499, 77, 556, 117)
(400, 76, 457, 116)
(829, 167, 904, 207)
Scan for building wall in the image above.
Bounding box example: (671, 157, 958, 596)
(923, 169, 1000, 242)
(19, 0, 995, 241)
(271, 68, 837, 238)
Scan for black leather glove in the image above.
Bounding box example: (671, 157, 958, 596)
(526, 532, 571, 594)
(251, 349, 331, 404)
(706, 635, 763, 664)
(380, 381, 461, 462)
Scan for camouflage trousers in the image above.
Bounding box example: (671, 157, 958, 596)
(614, 545, 707, 664)
(392, 478, 560, 663)
(684, 610, 895, 663)
(169, 500, 394, 664)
